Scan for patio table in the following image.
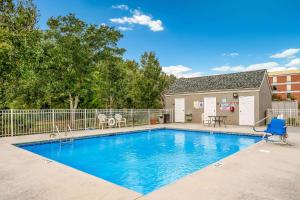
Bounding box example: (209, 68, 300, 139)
(208, 115, 227, 127)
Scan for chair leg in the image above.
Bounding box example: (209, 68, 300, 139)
(282, 135, 287, 144)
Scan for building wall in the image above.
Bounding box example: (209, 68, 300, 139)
(269, 72, 300, 101)
(164, 90, 261, 125)
(259, 75, 273, 124)
(292, 74, 300, 82)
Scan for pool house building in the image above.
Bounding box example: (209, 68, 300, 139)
(164, 69, 272, 125)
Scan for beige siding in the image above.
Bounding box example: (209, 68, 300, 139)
(164, 90, 261, 125)
(259, 74, 272, 125)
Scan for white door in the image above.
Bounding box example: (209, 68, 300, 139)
(175, 98, 185, 122)
(204, 97, 216, 119)
(239, 96, 255, 126)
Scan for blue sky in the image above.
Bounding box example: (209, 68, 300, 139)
(35, 0, 300, 77)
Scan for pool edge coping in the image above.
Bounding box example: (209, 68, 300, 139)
(13, 126, 264, 147)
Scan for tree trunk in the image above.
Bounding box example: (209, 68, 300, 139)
(160, 93, 165, 108)
(69, 93, 79, 129)
(69, 93, 79, 109)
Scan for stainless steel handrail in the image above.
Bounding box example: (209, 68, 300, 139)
(55, 125, 74, 143)
(252, 115, 272, 132)
(55, 125, 62, 141)
(67, 124, 74, 142)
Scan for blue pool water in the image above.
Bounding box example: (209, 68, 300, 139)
(19, 129, 261, 194)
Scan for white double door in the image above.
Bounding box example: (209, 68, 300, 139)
(204, 97, 216, 119)
(239, 96, 255, 126)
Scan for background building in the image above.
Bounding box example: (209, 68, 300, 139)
(164, 70, 272, 125)
(268, 69, 300, 101)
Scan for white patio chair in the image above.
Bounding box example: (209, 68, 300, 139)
(202, 113, 212, 126)
(115, 114, 127, 128)
(98, 114, 108, 129)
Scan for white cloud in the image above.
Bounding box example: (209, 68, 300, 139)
(221, 52, 239, 57)
(210, 49, 300, 74)
(178, 72, 203, 78)
(247, 62, 279, 70)
(117, 26, 132, 31)
(270, 48, 300, 59)
(231, 65, 245, 71)
(212, 62, 280, 72)
(268, 67, 299, 72)
(162, 65, 202, 78)
(112, 4, 129, 10)
(230, 53, 239, 57)
(110, 9, 164, 32)
(162, 65, 191, 74)
(212, 65, 244, 72)
(286, 58, 300, 67)
(212, 65, 230, 71)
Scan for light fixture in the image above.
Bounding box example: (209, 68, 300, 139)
(233, 93, 238, 99)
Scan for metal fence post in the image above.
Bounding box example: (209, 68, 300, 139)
(131, 109, 134, 127)
(84, 109, 87, 130)
(52, 109, 55, 132)
(96, 109, 98, 128)
(148, 109, 151, 125)
(10, 109, 13, 136)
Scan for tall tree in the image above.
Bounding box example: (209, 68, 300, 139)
(0, 1, 174, 110)
(92, 57, 125, 109)
(137, 52, 167, 108)
(42, 14, 124, 109)
(121, 60, 142, 108)
(0, 0, 43, 108)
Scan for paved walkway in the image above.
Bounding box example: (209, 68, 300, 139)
(0, 124, 299, 200)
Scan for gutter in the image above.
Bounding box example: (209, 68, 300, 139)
(164, 88, 260, 97)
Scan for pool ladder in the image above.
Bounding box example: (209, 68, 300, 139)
(55, 125, 74, 144)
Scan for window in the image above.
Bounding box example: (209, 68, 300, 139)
(287, 75, 291, 82)
(272, 85, 277, 90)
(287, 84, 291, 91)
(287, 93, 292, 99)
(273, 76, 277, 83)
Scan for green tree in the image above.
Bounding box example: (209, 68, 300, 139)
(119, 60, 141, 108)
(0, 1, 173, 110)
(91, 57, 125, 109)
(42, 14, 124, 109)
(160, 73, 176, 107)
(137, 52, 168, 108)
(0, 0, 43, 108)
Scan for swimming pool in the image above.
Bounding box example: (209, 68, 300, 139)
(18, 129, 261, 194)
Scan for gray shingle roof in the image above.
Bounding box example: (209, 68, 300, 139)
(166, 69, 266, 94)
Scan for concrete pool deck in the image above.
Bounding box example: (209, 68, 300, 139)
(0, 124, 299, 200)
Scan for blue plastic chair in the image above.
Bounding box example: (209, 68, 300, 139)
(263, 118, 287, 142)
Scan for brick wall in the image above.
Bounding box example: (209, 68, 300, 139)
(292, 74, 300, 82)
(269, 74, 300, 101)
